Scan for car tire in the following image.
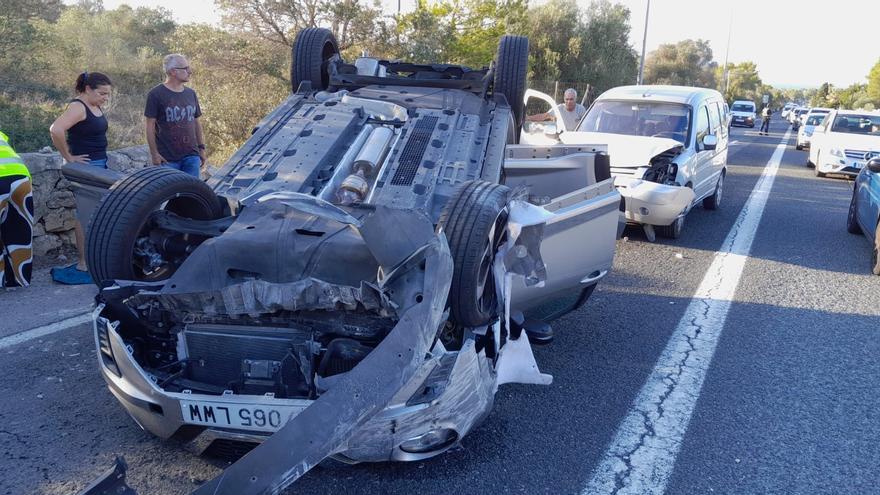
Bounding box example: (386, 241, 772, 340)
(656, 214, 685, 239)
(493, 35, 528, 140)
(86, 167, 222, 286)
(703, 171, 724, 210)
(438, 180, 511, 327)
(873, 221, 880, 276)
(847, 187, 862, 235)
(291, 27, 339, 92)
(796, 144, 802, 150)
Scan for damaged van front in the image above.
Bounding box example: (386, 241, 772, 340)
(522, 85, 728, 240)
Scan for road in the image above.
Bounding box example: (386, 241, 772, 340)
(2, 119, 878, 495)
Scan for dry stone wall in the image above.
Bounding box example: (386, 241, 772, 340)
(20, 146, 151, 256)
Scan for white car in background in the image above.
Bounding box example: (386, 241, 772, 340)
(521, 85, 729, 240)
(790, 107, 810, 130)
(796, 108, 832, 150)
(809, 109, 880, 177)
(781, 102, 796, 119)
(730, 100, 756, 128)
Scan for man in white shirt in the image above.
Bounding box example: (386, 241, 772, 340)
(526, 88, 587, 131)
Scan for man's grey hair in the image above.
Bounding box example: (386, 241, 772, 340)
(564, 88, 577, 99)
(163, 54, 187, 74)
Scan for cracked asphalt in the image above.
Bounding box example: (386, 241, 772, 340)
(2, 120, 878, 495)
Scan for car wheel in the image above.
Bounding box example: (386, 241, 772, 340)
(493, 35, 529, 141)
(703, 171, 724, 210)
(796, 144, 802, 150)
(86, 167, 222, 286)
(438, 180, 511, 327)
(290, 27, 339, 92)
(656, 214, 685, 239)
(846, 186, 862, 235)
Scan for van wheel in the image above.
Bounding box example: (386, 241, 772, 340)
(656, 214, 685, 239)
(703, 171, 724, 210)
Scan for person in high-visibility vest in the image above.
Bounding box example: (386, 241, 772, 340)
(0, 131, 34, 288)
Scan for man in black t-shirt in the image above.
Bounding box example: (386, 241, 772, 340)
(144, 53, 207, 177)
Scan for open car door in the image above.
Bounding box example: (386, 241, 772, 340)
(504, 141, 621, 319)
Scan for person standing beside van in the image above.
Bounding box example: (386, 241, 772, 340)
(49, 71, 113, 284)
(144, 54, 207, 178)
(526, 88, 587, 132)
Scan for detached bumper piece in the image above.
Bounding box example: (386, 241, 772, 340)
(617, 178, 695, 227)
(78, 457, 136, 495)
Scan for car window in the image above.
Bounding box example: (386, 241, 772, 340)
(731, 103, 753, 112)
(695, 105, 710, 148)
(830, 114, 880, 135)
(805, 114, 826, 126)
(713, 102, 727, 137)
(577, 100, 691, 145)
(708, 101, 721, 132)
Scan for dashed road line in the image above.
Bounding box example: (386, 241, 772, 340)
(0, 312, 92, 350)
(584, 129, 792, 494)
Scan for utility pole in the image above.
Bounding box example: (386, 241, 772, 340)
(637, 0, 650, 85)
(723, 10, 733, 96)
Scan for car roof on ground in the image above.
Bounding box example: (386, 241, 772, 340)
(596, 85, 723, 106)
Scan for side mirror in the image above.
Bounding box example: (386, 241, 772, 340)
(543, 123, 558, 136)
(867, 157, 880, 173)
(702, 134, 718, 151)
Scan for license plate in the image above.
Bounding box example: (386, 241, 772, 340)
(852, 161, 864, 169)
(180, 400, 308, 432)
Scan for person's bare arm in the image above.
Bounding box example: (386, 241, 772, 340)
(526, 112, 553, 122)
(49, 102, 90, 163)
(144, 117, 165, 165)
(194, 117, 207, 167)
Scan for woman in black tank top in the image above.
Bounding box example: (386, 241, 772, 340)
(49, 72, 112, 167)
(48, 72, 113, 281)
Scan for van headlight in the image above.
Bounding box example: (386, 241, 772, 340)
(829, 148, 844, 158)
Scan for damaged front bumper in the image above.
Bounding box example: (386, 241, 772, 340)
(613, 175, 695, 227)
(93, 304, 497, 463)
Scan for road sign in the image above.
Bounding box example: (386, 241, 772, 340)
(762, 94, 770, 104)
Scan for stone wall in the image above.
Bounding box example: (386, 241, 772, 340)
(20, 146, 151, 256)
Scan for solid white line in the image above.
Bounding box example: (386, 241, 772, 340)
(584, 129, 792, 495)
(0, 312, 92, 350)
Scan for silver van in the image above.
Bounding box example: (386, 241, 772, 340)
(522, 85, 729, 240)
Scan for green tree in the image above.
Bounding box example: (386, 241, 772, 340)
(578, 0, 637, 96)
(169, 25, 289, 164)
(3, 0, 65, 22)
(643, 39, 716, 87)
(867, 58, 880, 105)
(811, 82, 832, 107)
(716, 61, 761, 104)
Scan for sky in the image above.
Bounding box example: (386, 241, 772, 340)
(75, 0, 879, 89)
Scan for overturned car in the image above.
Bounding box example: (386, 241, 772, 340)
(69, 29, 620, 493)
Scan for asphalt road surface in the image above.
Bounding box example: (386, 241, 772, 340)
(2, 119, 878, 495)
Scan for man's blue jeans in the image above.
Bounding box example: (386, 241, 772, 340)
(163, 155, 201, 177)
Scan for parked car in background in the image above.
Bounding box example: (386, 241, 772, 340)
(791, 107, 810, 130)
(796, 108, 832, 150)
(809, 109, 880, 178)
(521, 85, 728, 241)
(781, 102, 796, 120)
(730, 100, 756, 128)
(846, 157, 880, 274)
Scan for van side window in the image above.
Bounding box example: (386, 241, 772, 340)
(695, 105, 710, 148)
(708, 101, 721, 133)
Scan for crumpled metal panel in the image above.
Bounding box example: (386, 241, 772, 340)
(193, 234, 453, 494)
(130, 278, 394, 318)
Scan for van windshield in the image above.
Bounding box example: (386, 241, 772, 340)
(577, 100, 691, 144)
(731, 103, 754, 112)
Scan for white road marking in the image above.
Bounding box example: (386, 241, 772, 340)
(0, 312, 92, 350)
(584, 129, 792, 495)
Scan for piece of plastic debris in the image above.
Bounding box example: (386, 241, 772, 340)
(37, 394, 44, 399)
(674, 253, 684, 259)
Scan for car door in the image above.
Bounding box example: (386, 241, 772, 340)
(502, 144, 620, 312)
(857, 161, 880, 233)
(691, 104, 715, 200)
(810, 113, 831, 164)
